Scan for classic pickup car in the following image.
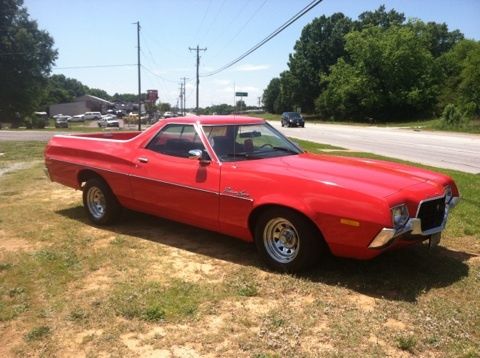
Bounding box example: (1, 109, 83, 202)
(44, 116, 460, 272)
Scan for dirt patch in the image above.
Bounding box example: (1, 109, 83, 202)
(384, 318, 407, 330)
(0, 162, 34, 177)
(0, 230, 37, 252)
(78, 267, 113, 292)
(347, 293, 376, 312)
(0, 323, 23, 357)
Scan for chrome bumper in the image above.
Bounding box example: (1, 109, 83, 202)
(369, 197, 460, 249)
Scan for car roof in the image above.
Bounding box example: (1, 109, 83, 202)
(161, 115, 265, 126)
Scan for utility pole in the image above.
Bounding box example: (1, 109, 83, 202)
(179, 81, 184, 115)
(180, 77, 188, 115)
(134, 21, 142, 131)
(189, 45, 207, 114)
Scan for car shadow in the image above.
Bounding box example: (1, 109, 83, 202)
(57, 206, 471, 303)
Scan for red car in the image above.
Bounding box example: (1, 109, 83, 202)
(44, 116, 460, 272)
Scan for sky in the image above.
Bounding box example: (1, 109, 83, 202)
(24, 0, 480, 108)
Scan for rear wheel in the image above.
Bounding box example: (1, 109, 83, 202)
(254, 207, 324, 272)
(82, 178, 122, 225)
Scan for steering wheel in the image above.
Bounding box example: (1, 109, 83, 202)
(259, 143, 273, 149)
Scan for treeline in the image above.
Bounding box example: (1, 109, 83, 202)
(262, 6, 480, 123)
(40, 74, 148, 108)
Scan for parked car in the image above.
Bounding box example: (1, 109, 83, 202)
(54, 115, 70, 128)
(69, 114, 85, 122)
(84, 111, 102, 120)
(163, 111, 175, 118)
(44, 116, 459, 272)
(281, 112, 305, 127)
(98, 115, 119, 128)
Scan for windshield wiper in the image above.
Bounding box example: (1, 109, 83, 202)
(271, 146, 299, 154)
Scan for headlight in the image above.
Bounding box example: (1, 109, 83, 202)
(445, 185, 453, 204)
(392, 204, 409, 229)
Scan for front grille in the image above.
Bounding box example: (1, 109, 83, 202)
(417, 197, 446, 231)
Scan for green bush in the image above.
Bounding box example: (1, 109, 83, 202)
(23, 115, 47, 129)
(440, 104, 472, 128)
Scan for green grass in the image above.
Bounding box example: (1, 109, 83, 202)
(0, 141, 46, 162)
(110, 280, 223, 322)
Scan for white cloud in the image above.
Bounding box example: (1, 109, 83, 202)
(234, 64, 270, 72)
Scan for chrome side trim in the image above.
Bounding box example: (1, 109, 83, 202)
(48, 158, 221, 197)
(128, 173, 219, 196)
(219, 192, 254, 202)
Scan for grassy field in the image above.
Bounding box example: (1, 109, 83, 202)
(0, 140, 479, 357)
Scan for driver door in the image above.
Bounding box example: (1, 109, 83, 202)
(130, 124, 220, 231)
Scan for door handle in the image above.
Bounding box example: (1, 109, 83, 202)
(138, 157, 149, 163)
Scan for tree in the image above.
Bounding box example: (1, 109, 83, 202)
(87, 88, 111, 100)
(438, 40, 480, 113)
(407, 20, 463, 58)
(287, 13, 354, 112)
(0, 0, 57, 125)
(159, 102, 171, 112)
(356, 5, 405, 29)
(262, 78, 281, 113)
(112, 93, 144, 102)
(39, 74, 87, 108)
(316, 25, 440, 120)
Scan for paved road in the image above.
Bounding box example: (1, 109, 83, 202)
(2, 124, 479, 174)
(0, 130, 69, 142)
(270, 122, 480, 174)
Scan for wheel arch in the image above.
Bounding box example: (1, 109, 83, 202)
(77, 169, 107, 188)
(248, 203, 329, 251)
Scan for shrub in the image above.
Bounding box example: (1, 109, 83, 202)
(440, 103, 472, 128)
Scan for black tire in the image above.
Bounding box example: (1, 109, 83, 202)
(254, 207, 324, 273)
(281, 121, 284, 127)
(82, 178, 122, 225)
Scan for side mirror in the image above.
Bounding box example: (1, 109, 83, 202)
(188, 149, 203, 160)
(188, 149, 211, 164)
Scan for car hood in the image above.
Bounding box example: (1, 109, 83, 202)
(248, 153, 444, 198)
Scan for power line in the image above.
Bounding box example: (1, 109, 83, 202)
(199, 0, 227, 45)
(52, 64, 136, 70)
(194, 0, 213, 44)
(211, 0, 268, 58)
(141, 64, 179, 84)
(201, 0, 323, 77)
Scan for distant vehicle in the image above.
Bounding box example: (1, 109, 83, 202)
(70, 114, 85, 122)
(281, 112, 305, 128)
(54, 115, 70, 128)
(163, 111, 174, 118)
(52, 114, 65, 119)
(84, 111, 102, 120)
(98, 115, 119, 128)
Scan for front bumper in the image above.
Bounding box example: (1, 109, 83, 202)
(368, 196, 460, 249)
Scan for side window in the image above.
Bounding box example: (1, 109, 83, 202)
(146, 124, 205, 158)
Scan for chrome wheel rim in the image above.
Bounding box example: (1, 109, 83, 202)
(86, 187, 106, 219)
(263, 218, 300, 263)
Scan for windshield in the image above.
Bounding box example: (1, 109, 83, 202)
(202, 123, 303, 162)
(286, 112, 301, 118)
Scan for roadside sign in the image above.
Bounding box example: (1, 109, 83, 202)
(235, 92, 248, 97)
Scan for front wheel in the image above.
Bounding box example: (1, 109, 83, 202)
(254, 208, 324, 272)
(82, 178, 122, 225)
